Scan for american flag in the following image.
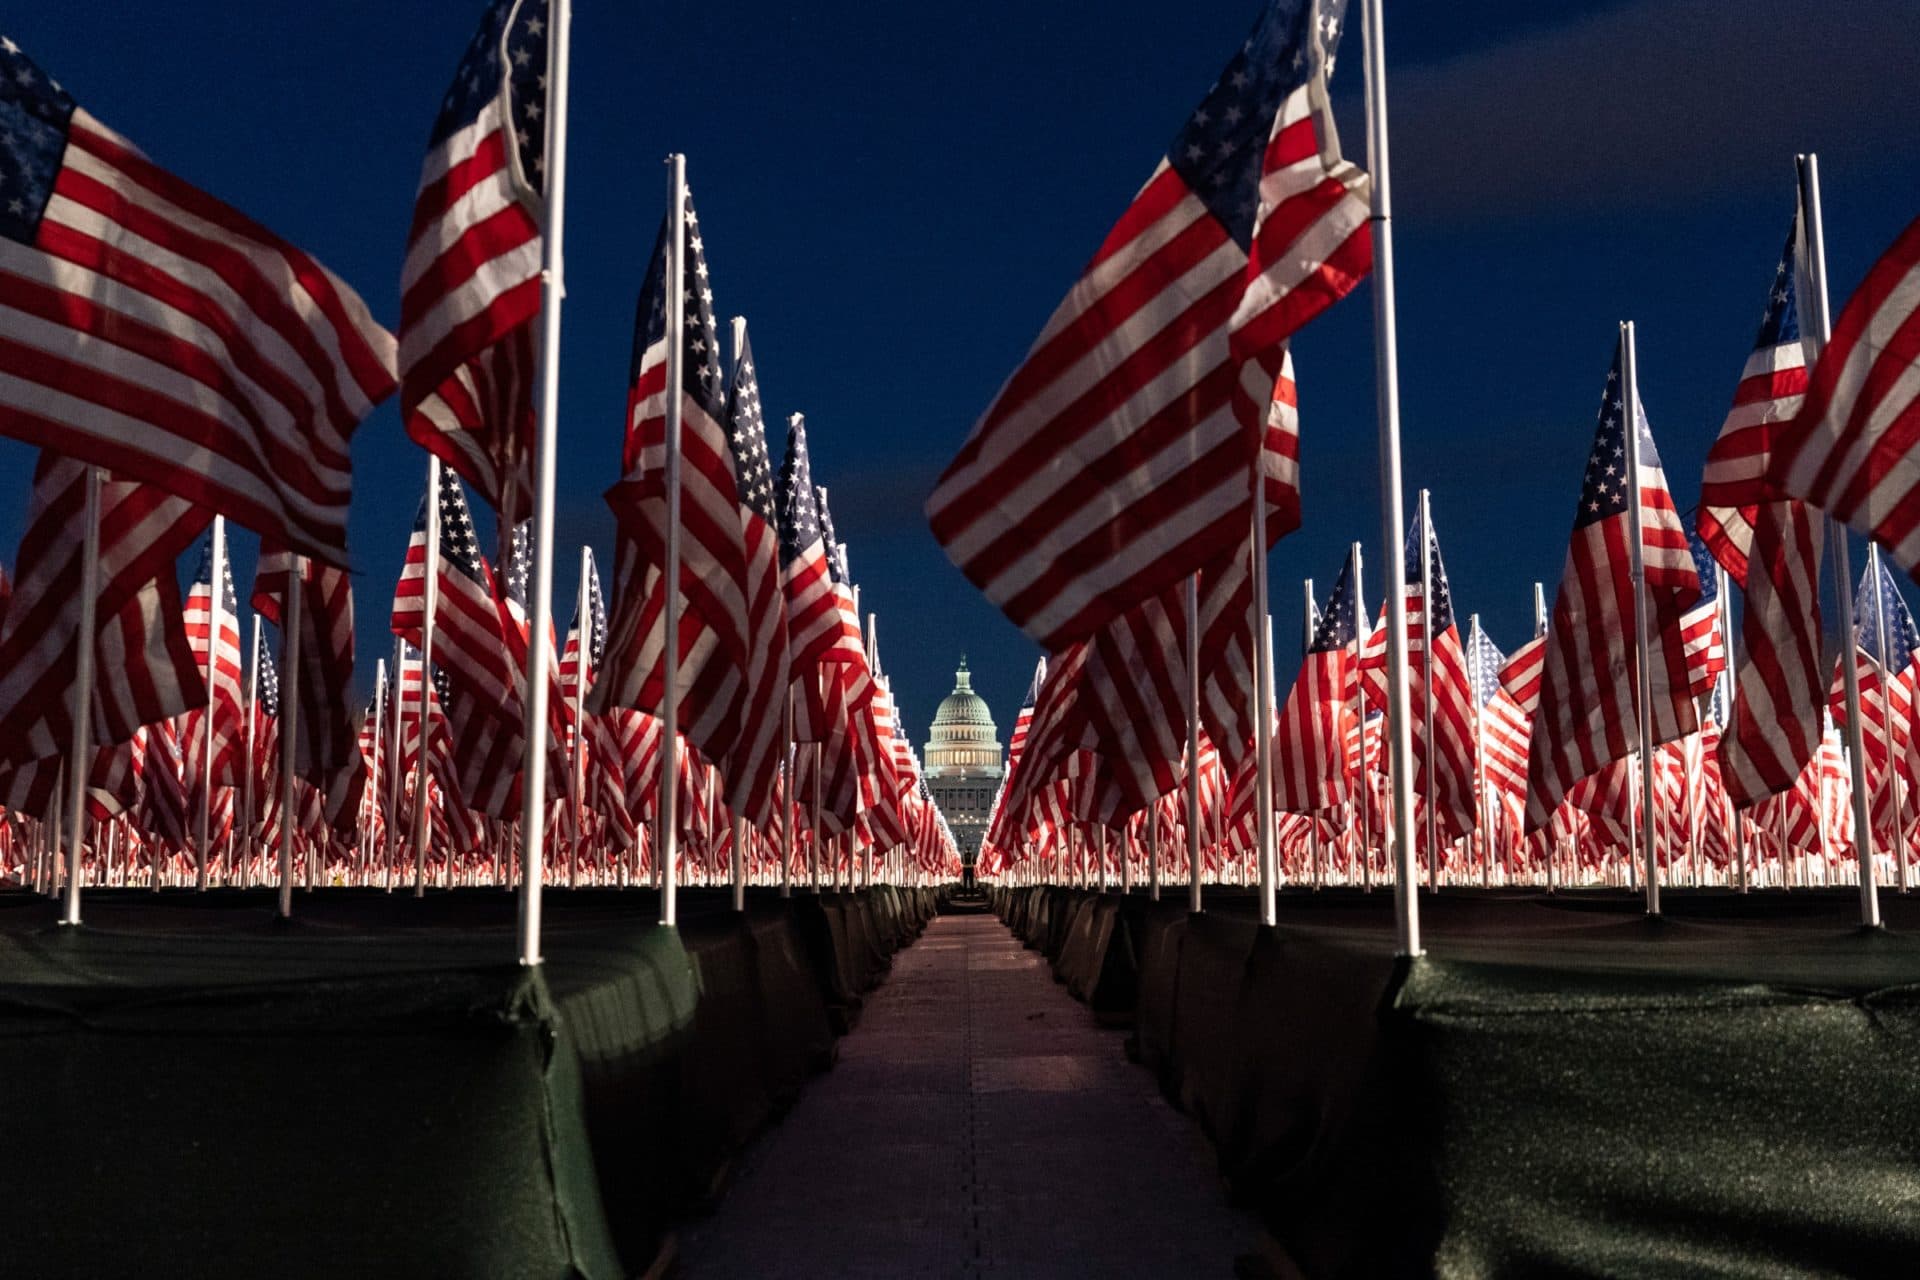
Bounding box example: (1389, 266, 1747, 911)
(252, 545, 360, 825)
(181, 529, 245, 832)
(597, 188, 766, 803)
(1404, 510, 1479, 842)
(562, 548, 628, 836)
(1470, 624, 1530, 804)
(1525, 340, 1701, 829)
(0, 453, 207, 769)
(776, 417, 861, 675)
(814, 485, 874, 710)
(0, 38, 395, 564)
(1497, 632, 1546, 716)
(1196, 352, 1299, 774)
(1679, 525, 1727, 697)
(182, 532, 245, 790)
(1765, 212, 1920, 578)
(1077, 587, 1190, 819)
(1698, 225, 1806, 580)
(716, 325, 790, 826)
(1705, 223, 1826, 808)
(394, 471, 517, 700)
(141, 717, 191, 853)
(1274, 547, 1357, 813)
(1827, 555, 1918, 844)
(399, 0, 550, 516)
(926, 0, 1369, 649)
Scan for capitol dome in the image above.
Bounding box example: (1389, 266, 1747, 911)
(925, 657, 1003, 777)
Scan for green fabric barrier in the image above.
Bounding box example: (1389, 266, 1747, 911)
(0, 921, 634, 1280)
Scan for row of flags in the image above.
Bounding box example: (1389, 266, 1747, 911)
(0, 4, 960, 895)
(956, 2, 1920, 897)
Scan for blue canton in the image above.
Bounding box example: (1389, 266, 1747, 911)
(725, 329, 777, 523)
(1468, 626, 1506, 707)
(1308, 549, 1358, 653)
(0, 36, 75, 246)
(776, 415, 822, 570)
(632, 186, 726, 421)
(816, 484, 850, 586)
(1755, 222, 1800, 348)
(1856, 556, 1920, 669)
(499, 520, 531, 610)
(429, 0, 548, 194)
(1400, 510, 1456, 631)
(437, 471, 488, 584)
(1574, 343, 1661, 531)
(1164, 0, 1347, 249)
(1686, 522, 1719, 605)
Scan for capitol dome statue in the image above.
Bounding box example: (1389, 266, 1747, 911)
(924, 656, 1004, 868)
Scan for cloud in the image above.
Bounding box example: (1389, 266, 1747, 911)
(1333, 0, 1920, 219)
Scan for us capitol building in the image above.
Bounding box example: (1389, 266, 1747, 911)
(923, 657, 1004, 873)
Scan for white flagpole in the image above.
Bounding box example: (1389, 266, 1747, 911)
(242, 616, 261, 891)
(59, 466, 104, 926)
(386, 636, 404, 889)
(276, 556, 304, 918)
(570, 547, 589, 890)
(782, 690, 795, 898)
(1870, 546, 1908, 892)
(195, 515, 226, 892)
(368, 656, 386, 887)
(1361, 0, 1420, 955)
(515, 0, 574, 960)
(1533, 581, 1550, 890)
(1353, 543, 1371, 891)
(414, 458, 442, 898)
(657, 151, 687, 931)
(1798, 153, 1880, 927)
(1185, 573, 1203, 911)
(1471, 613, 1493, 887)
(1720, 563, 1746, 894)
(1148, 804, 1161, 901)
(1418, 488, 1437, 892)
(1303, 577, 1321, 890)
(1620, 322, 1660, 914)
(1253, 486, 1277, 924)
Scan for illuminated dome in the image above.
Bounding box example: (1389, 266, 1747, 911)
(925, 657, 1003, 776)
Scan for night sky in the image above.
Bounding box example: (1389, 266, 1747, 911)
(5, 1, 1918, 750)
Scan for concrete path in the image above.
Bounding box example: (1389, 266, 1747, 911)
(679, 913, 1260, 1278)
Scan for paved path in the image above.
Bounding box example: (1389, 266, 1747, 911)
(679, 914, 1260, 1278)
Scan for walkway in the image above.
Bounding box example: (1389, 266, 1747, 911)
(679, 913, 1260, 1278)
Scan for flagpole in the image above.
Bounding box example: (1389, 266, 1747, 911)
(58, 467, 104, 926)
(1469, 613, 1490, 887)
(1415, 489, 1439, 893)
(1252, 479, 1277, 924)
(570, 547, 589, 890)
(1797, 153, 1880, 927)
(276, 557, 303, 918)
(194, 516, 225, 892)
(241, 616, 260, 891)
(1361, 0, 1420, 955)
(413, 459, 442, 897)
(368, 656, 385, 888)
(1352, 543, 1371, 891)
(1185, 573, 1204, 912)
(1618, 322, 1661, 914)
(656, 151, 688, 931)
(1869, 546, 1908, 893)
(509, 0, 575, 958)
(782, 691, 795, 898)
(1302, 576, 1321, 891)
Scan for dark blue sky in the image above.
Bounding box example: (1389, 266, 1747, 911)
(5, 1, 1919, 748)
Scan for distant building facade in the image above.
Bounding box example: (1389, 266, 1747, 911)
(923, 657, 1003, 869)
